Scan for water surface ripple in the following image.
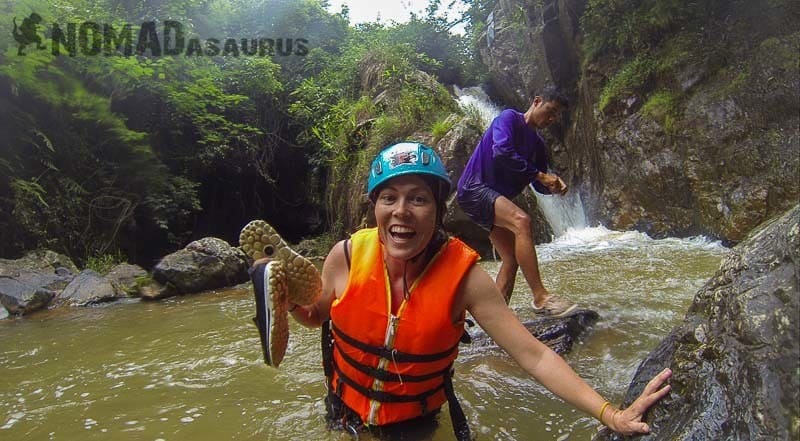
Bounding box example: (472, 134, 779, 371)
(0, 229, 726, 440)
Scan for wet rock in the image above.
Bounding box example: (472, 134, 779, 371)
(8, 249, 79, 275)
(0, 250, 77, 315)
(152, 237, 249, 297)
(0, 278, 58, 314)
(57, 270, 121, 306)
(105, 263, 149, 297)
(595, 205, 799, 440)
(464, 309, 599, 354)
(138, 281, 174, 301)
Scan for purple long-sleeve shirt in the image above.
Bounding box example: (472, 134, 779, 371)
(457, 109, 551, 198)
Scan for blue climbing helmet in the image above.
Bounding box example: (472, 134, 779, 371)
(367, 142, 451, 202)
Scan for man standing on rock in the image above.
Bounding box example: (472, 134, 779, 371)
(457, 86, 577, 317)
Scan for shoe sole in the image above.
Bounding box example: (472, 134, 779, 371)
(251, 261, 289, 367)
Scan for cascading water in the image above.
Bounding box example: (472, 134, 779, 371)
(454, 85, 502, 130)
(529, 186, 588, 237)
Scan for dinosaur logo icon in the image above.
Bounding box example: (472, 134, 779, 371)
(388, 150, 417, 168)
(12, 13, 47, 55)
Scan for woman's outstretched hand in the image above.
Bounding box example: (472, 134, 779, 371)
(607, 368, 673, 435)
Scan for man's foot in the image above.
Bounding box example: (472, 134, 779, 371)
(532, 295, 578, 318)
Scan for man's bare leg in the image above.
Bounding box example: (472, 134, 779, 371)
(488, 226, 519, 304)
(492, 196, 550, 307)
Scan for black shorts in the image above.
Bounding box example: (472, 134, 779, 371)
(325, 392, 440, 439)
(456, 182, 501, 231)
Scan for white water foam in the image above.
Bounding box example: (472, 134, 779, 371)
(455, 85, 502, 128)
(530, 187, 588, 238)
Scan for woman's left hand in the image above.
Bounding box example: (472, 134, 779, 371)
(607, 368, 672, 435)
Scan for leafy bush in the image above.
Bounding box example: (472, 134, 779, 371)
(85, 251, 125, 274)
(431, 116, 456, 142)
(598, 54, 656, 112)
(642, 90, 677, 131)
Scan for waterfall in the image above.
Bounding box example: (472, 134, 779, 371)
(455, 86, 587, 237)
(454, 85, 502, 129)
(529, 185, 587, 237)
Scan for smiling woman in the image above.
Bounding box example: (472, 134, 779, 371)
(374, 175, 438, 261)
(279, 142, 673, 440)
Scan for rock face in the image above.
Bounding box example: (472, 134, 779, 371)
(152, 237, 250, 296)
(479, 0, 799, 244)
(595, 205, 799, 440)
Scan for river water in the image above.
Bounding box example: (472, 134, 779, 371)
(0, 90, 727, 440)
(0, 224, 726, 440)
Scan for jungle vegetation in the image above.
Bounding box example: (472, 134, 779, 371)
(0, 0, 486, 266)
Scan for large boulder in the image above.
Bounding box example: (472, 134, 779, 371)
(596, 205, 799, 440)
(152, 237, 250, 296)
(0, 250, 77, 315)
(57, 270, 121, 306)
(465, 309, 599, 354)
(6, 249, 80, 274)
(105, 263, 149, 296)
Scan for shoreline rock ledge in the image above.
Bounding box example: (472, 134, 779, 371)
(595, 205, 799, 440)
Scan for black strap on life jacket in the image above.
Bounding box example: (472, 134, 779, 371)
(321, 320, 334, 379)
(330, 321, 459, 363)
(332, 359, 446, 403)
(336, 343, 452, 383)
(343, 239, 351, 269)
(444, 368, 471, 441)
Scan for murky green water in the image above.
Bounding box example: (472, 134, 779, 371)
(1, 227, 726, 440)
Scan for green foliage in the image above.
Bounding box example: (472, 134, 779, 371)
(0, 1, 208, 260)
(583, 0, 729, 116)
(642, 90, 677, 132)
(85, 250, 125, 274)
(0, 0, 479, 259)
(10, 179, 49, 208)
(598, 54, 655, 111)
(582, 0, 721, 62)
(461, 103, 486, 130)
(126, 273, 155, 297)
(431, 116, 456, 143)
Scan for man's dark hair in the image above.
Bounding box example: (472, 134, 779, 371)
(537, 86, 569, 107)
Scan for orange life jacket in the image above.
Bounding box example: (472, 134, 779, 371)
(329, 227, 479, 426)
